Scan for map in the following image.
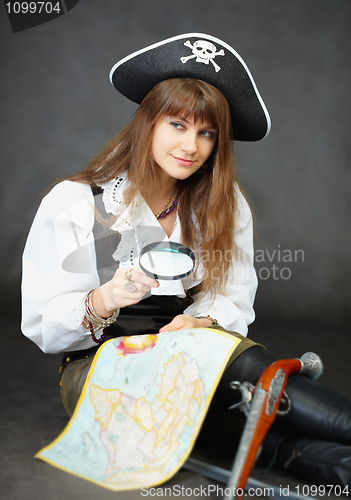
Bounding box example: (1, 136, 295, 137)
(37, 328, 241, 490)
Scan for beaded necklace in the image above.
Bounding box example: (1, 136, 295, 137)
(156, 196, 179, 219)
(155, 197, 171, 219)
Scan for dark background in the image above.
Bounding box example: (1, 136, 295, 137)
(1, 2, 350, 498)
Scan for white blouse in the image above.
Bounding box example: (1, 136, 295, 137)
(21, 174, 258, 353)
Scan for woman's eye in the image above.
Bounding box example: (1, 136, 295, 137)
(201, 130, 215, 138)
(171, 122, 184, 130)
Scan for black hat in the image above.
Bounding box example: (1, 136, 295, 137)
(110, 33, 271, 141)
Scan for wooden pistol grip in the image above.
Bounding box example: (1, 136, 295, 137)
(235, 358, 302, 497)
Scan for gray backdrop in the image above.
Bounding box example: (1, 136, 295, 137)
(1, 0, 350, 326)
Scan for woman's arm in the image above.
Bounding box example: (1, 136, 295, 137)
(21, 181, 101, 353)
(22, 180, 159, 353)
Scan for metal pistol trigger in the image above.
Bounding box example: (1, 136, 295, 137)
(228, 381, 255, 416)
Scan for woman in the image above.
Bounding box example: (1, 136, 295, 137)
(22, 33, 351, 487)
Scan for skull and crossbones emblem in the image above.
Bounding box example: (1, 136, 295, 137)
(180, 39, 225, 72)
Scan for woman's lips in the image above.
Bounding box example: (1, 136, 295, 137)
(172, 156, 196, 166)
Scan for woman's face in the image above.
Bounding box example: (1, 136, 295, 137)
(151, 115, 217, 182)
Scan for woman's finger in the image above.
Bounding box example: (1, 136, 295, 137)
(121, 267, 159, 289)
(100, 267, 159, 311)
(159, 315, 190, 333)
(159, 314, 211, 333)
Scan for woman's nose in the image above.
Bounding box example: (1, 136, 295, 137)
(181, 132, 197, 155)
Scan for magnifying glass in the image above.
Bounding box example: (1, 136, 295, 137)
(139, 241, 195, 280)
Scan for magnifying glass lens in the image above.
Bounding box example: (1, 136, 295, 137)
(139, 242, 195, 280)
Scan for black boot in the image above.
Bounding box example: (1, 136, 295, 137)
(261, 428, 351, 488)
(217, 346, 351, 445)
(276, 374, 351, 446)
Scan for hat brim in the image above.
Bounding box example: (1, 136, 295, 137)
(110, 33, 271, 141)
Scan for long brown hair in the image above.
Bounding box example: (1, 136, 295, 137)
(66, 78, 246, 297)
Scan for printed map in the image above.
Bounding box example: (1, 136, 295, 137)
(37, 328, 240, 490)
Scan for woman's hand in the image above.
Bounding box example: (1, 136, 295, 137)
(159, 314, 212, 333)
(94, 267, 159, 317)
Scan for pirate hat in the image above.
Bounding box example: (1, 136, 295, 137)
(110, 33, 271, 141)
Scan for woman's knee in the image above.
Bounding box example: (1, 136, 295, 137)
(60, 356, 94, 417)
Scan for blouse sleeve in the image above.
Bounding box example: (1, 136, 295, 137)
(21, 181, 101, 353)
(183, 188, 258, 337)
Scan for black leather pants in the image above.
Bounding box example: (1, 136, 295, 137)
(217, 345, 351, 445)
(216, 346, 351, 487)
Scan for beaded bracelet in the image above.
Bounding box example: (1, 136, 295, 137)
(194, 315, 219, 326)
(83, 290, 120, 343)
